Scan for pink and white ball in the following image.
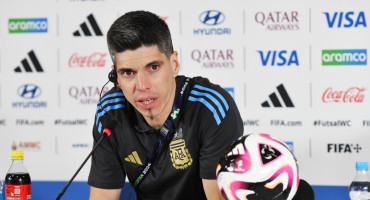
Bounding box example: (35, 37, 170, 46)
(216, 134, 299, 200)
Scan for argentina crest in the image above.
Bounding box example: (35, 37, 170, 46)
(169, 128, 192, 169)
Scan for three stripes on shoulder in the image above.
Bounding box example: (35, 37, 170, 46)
(188, 84, 229, 125)
(95, 92, 125, 134)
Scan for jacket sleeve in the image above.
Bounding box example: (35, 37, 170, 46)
(196, 84, 244, 179)
(87, 114, 126, 189)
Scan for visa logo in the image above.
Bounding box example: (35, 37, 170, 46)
(322, 49, 367, 65)
(8, 18, 48, 33)
(323, 11, 367, 28)
(257, 50, 299, 66)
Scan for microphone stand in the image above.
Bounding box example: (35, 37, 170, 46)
(56, 131, 110, 200)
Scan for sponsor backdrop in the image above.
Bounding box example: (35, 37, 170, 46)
(0, 0, 369, 199)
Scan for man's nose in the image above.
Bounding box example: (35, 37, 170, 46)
(136, 73, 150, 91)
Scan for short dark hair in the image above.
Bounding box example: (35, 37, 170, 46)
(107, 10, 174, 65)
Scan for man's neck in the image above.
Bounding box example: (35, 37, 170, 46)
(145, 117, 166, 130)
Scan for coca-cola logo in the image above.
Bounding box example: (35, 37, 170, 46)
(191, 49, 234, 68)
(68, 52, 107, 68)
(322, 87, 366, 103)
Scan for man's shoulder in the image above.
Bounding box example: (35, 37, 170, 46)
(94, 87, 128, 133)
(190, 76, 226, 93)
(97, 87, 126, 113)
(101, 87, 125, 99)
(185, 76, 235, 126)
(188, 76, 232, 102)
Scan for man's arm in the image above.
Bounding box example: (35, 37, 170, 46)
(202, 179, 225, 200)
(89, 186, 122, 200)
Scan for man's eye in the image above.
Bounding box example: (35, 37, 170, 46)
(122, 70, 133, 76)
(150, 64, 159, 71)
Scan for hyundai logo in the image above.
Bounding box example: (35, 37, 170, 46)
(199, 10, 225, 26)
(17, 84, 42, 99)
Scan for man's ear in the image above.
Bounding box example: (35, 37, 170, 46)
(110, 65, 119, 87)
(170, 51, 180, 76)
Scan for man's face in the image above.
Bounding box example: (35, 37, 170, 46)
(115, 45, 180, 124)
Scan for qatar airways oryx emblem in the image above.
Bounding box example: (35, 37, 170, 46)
(169, 128, 192, 169)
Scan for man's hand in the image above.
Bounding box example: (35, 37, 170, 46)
(89, 186, 122, 200)
(202, 179, 225, 200)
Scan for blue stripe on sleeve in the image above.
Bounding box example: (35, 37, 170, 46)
(98, 122, 102, 133)
(98, 92, 125, 105)
(190, 90, 226, 118)
(97, 98, 125, 111)
(95, 104, 125, 126)
(188, 96, 221, 125)
(194, 85, 229, 111)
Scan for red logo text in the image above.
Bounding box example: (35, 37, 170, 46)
(322, 87, 366, 103)
(69, 52, 107, 68)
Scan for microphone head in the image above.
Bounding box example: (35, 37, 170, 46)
(103, 128, 112, 137)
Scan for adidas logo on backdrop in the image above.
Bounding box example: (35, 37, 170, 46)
(261, 84, 294, 108)
(73, 14, 103, 36)
(14, 50, 44, 73)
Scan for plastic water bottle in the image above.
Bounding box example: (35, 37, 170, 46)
(349, 162, 370, 200)
(4, 151, 31, 200)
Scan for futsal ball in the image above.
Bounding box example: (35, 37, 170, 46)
(216, 133, 299, 200)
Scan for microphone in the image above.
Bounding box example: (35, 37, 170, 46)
(56, 128, 112, 200)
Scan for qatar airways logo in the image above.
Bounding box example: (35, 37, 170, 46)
(254, 11, 299, 31)
(191, 49, 234, 68)
(69, 52, 107, 68)
(69, 86, 109, 105)
(322, 87, 366, 103)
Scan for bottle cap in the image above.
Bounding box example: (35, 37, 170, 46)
(11, 151, 24, 160)
(356, 162, 369, 170)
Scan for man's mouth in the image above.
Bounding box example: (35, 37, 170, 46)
(140, 99, 154, 104)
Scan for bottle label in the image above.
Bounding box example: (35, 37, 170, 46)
(350, 191, 370, 199)
(5, 184, 31, 200)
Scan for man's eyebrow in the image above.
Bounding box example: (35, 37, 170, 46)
(145, 60, 164, 67)
(116, 60, 165, 72)
(116, 67, 133, 73)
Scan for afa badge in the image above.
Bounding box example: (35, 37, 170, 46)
(169, 128, 192, 169)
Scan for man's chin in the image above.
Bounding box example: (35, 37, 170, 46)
(139, 109, 157, 119)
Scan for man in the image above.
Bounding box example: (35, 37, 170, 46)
(88, 11, 243, 200)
